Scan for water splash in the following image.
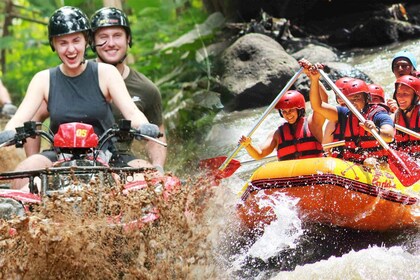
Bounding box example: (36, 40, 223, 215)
(272, 245, 420, 280)
(246, 192, 303, 261)
(218, 191, 305, 279)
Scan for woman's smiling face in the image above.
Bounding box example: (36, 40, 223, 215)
(53, 32, 87, 70)
(280, 108, 299, 124)
(395, 84, 416, 110)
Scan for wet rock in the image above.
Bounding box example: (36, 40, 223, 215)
(350, 17, 400, 47)
(215, 33, 372, 107)
(216, 33, 299, 111)
(291, 44, 339, 64)
(322, 62, 373, 84)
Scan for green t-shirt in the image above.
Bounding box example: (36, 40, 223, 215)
(112, 67, 163, 126)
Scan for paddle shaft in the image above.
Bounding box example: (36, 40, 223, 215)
(322, 140, 345, 149)
(139, 134, 167, 147)
(395, 124, 420, 139)
(240, 155, 277, 165)
(319, 70, 390, 151)
(219, 67, 304, 171)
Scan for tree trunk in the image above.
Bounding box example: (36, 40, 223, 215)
(202, 0, 238, 20)
(103, 0, 122, 9)
(1, 0, 13, 74)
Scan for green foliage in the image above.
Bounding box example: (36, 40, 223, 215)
(20, 0, 57, 17)
(1, 3, 55, 101)
(128, 0, 223, 142)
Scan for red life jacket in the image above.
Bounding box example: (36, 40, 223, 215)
(329, 119, 346, 158)
(342, 104, 388, 163)
(393, 104, 420, 155)
(277, 117, 324, 161)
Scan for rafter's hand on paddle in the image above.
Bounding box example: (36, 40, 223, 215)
(299, 59, 325, 81)
(239, 135, 251, 147)
(360, 120, 378, 134)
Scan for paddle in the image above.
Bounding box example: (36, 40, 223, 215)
(319, 69, 420, 187)
(200, 155, 277, 179)
(218, 67, 304, 173)
(395, 124, 420, 139)
(199, 156, 241, 180)
(322, 140, 344, 149)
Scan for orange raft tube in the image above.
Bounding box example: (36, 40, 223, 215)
(237, 157, 419, 231)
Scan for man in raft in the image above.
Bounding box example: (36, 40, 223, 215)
(300, 59, 395, 165)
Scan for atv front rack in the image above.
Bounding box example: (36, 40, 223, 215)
(0, 166, 156, 195)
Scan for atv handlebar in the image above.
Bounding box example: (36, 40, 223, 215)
(98, 120, 166, 149)
(0, 121, 47, 148)
(1, 120, 166, 149)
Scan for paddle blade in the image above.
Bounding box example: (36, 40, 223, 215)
(388, 149, 420, 187)
(199, 156, 241, 179)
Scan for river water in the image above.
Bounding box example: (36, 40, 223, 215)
(200, 39, 420, 279)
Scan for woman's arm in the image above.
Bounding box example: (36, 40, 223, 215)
(98, 63, 149, 128)
(239, 130, 278, 160)
(299, 59, 339, 122)
(308, 68, 339, 122)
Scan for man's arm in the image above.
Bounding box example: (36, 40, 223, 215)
(374, 113, 395, 143)
(146, 124, 167, 173)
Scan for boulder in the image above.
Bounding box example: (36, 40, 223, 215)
(216, 33, 300, 111)
(291, 44, 338, 64)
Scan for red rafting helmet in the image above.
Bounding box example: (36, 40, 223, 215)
(334, 77, 353, 105)
(335, 77, 354, 88)
(276, 90, 305, 110)
(393, 75, 420, 101)
(344, 79, 370, 100)
(367, 84, 385, 102)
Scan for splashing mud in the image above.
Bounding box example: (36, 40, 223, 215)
(0, 118, 27, 174)
(0, 168, 237, 279)
(0, 146, 25, 173)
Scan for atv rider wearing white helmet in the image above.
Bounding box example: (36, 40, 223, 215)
(0, 6, 159, 191)
(90, 7, 167, 174)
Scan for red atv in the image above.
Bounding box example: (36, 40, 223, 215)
(0, 120, 180, 229)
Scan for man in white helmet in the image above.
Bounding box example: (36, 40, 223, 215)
(90, 7, 166, 174)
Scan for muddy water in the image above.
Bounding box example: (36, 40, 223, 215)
(0, 118, 25, 173)
(0, 170, 234, 279)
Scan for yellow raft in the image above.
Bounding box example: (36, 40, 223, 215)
(237, 157, 419, 231)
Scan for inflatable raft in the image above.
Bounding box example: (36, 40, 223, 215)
(237, 157, 419, 231)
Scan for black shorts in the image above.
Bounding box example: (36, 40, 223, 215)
(40, 149, 59, 162)
(109, 152, 137, 167)
(40, 149, 137, 167)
